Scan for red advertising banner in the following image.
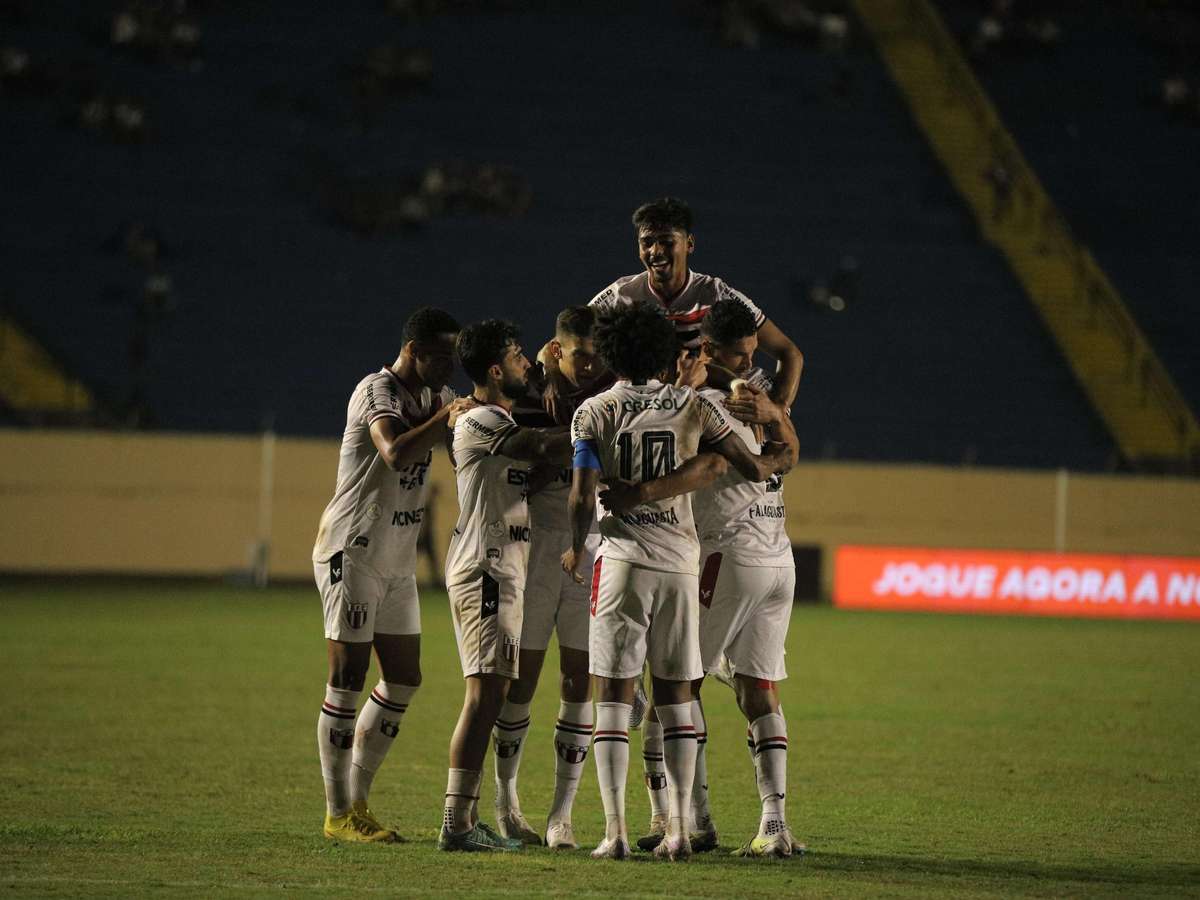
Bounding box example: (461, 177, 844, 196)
(834, 546, 1200, 620)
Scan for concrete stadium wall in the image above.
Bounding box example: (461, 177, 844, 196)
(1, 429, 1197, 592)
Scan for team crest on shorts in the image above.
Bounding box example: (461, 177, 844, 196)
(502, 634, 519, 663)
(344, 601, 369, 630)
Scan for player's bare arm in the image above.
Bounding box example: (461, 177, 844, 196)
(561, 466, 600, 584)
(369, 396, 477, 470)
(598, 452, 729, 515)
(710, 429, 792, 482)
(496, 425, 572, 465)
(756, 318, 804, 410)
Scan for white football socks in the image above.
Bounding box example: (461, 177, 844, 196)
(690, 699, 712, 831)
(548, 700, 592, 825)
(750, 712, 789, 836)
(317, 685, 359, 817)
(642, 719, 669, 821)
(492, 700, 532, 812)
(593, 701, 631, 842)
(655, 702, 698, 841)
(444, 768, 482, 835)
(350, 681, 418, 808)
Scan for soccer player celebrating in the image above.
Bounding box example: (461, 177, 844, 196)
(439, 319, 573, 852)
(564, 301, 793, 861)
(694, 299, 801, 858)
(312, 306, 475, 843)
(493, 307, 603, 850)
(585, 196, 804, 413)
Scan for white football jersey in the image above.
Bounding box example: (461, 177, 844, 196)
(313, 368, 453, 576)
(572, 380, 733, 574)
(589, 270, 766, 349)
(694, 386, 792, 567)
(445, 405, 532, 586)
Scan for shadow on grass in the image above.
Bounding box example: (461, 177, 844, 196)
(807, 851, 1200, 889)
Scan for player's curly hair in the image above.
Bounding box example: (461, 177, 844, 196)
(403, 306, 461, 345)
(457, 318, 520, 385)
(594, 301, 677, 383)
(701, 298, 758, 346)
(631, 197, 693, 234)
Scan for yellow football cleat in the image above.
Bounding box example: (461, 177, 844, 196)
(351, 802, 405, 842)
(323, 809, 398, 843)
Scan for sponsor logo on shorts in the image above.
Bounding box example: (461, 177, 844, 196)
(556, 741, 589, 764)
(352, 536, 370, 548)
(328, 728, 354, 749)
(502, 634, 519, 662)
(330, 551, 344, 585)
(494, 737, 522, 759)
(345, 601, 368, 630)
(381, 718, 400, 738)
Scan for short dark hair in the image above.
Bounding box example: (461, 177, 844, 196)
(631, 197, 693, 234)
(594, 301, 677, 383)
(457, 319, 520, 385)
(404, 306, 460, 345)
(701, 299, 758, 345)
(555, 306, 595, 341)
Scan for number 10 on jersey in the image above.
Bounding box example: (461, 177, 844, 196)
(616, 430, 677, 482)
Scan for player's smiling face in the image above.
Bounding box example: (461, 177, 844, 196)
(709, 333, 758, 377)
(638, 226, 693, 294)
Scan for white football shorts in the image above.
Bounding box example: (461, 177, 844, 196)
(521, 528, 595, 653)
(314, 549, 421, 642)
(448, 570, 524, 679)
(698, 551, 793, 682)
(589, 556, 702, 682)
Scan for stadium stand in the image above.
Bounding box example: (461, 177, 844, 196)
(0, 1, 1121, 468)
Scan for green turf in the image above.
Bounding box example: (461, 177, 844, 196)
(2, 582, 1198, 898)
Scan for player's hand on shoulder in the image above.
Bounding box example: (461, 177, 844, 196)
(445, 396, 479, 427)
(598, 478, 643, 515)
(561, 547, 584, 584)
(723, 381, 777, 426)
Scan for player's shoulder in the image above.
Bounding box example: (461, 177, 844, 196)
(457, 403, 514, 439)
(589, 272, 647, 307)
(698, 385, 728, 405)
(353, 368, 404, 417)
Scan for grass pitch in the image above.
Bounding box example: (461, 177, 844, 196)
(2, 581, 1198, 898)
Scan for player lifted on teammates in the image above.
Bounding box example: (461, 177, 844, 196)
(312, 307, 475, 843)
(492, 307, 603, 850)
(564, 302, 794, 861)
(695, 300, 801, 858)
(439, 319, 573, 852)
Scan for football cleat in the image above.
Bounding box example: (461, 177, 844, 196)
(732, 824, 802, 859)
(351, 802, 405, 842)
(323, 810, 398, 843)
(496, 809, 543, 846)
(653, 833, 692, 862)
(635, 815, 667, 851)
(629, 675, 648, 730)
(545, 820, 578, 850)
(689, 819, 719, 853)
(438, 821, 523, 852)
(590, 836, 632, 860)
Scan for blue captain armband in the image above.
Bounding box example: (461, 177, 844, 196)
(573, 439, 602, 470)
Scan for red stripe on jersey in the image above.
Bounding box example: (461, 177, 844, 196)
(667, 308, 710, 325)
(699, 552, 723, 609)
(590, 557, 603, 616)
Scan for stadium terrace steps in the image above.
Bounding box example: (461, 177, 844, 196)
(0, 314, 96, 422)
(853, 0, 1200, 473)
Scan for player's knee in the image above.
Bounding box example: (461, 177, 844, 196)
(735, 676, 778, 719)
(327, 650, 371, 691)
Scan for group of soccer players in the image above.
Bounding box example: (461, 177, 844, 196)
(311, 197, 805, 860)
